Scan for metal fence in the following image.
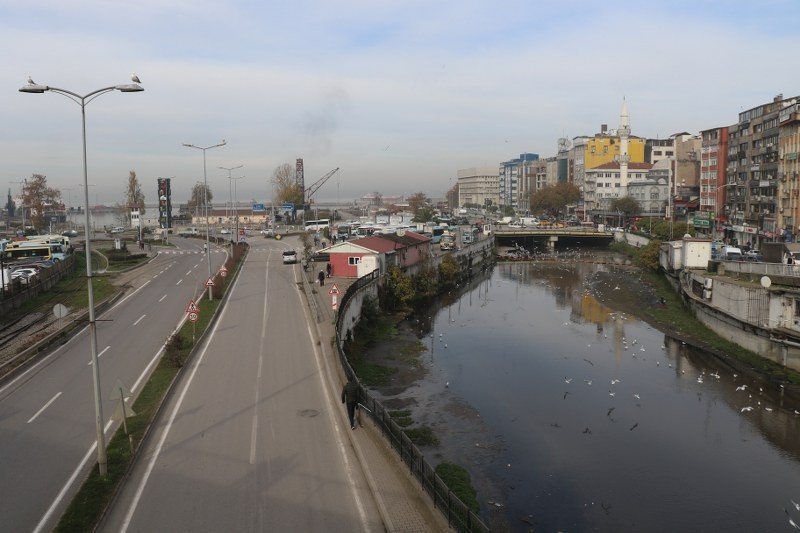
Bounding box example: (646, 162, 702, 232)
(335, 270, 490, 533)
(720, 260, 800, 278)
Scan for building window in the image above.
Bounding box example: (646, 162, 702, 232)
(348, 257, 361, 265)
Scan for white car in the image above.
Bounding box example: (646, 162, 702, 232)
(260, 228, 275, 237)
(282, 250, 298, 264)
(219, 228, 231, 235)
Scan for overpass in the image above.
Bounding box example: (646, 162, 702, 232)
(493, 227, 615, 252)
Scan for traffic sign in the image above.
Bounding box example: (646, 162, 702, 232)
(188, 311, 199, 322)
(206, 278, 215, 287)
(331, 294, 338, 310)
(328, 284, 340, 295)
(185, 299, 199, 314)
(219, 266, 228, 278)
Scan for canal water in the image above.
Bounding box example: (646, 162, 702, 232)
(380, 261, 800, 532)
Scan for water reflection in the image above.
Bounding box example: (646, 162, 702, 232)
(392, 262, 800, 532)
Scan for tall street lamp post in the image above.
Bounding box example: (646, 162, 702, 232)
(219, 164, 243, 244)
(20, 75, 144, 476)
(183, 141, 226, 300)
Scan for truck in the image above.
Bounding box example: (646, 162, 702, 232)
(761, 242, 785, 264)
(439, 230, 457, 251)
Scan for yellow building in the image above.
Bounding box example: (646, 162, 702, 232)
(584, 136, 646, 169)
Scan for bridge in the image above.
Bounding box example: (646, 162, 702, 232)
(493, 227, 615, 251)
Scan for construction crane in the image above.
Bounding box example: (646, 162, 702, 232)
(303, 167, 339, 209)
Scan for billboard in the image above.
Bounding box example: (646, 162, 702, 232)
(157, 177, 172, 229)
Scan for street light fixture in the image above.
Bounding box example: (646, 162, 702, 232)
(19, 75, 144, 477)
(183, 141, 226, 300)
(219, 164, 243, 241)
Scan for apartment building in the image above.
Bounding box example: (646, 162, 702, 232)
(699, 127, 729, 229)
(778, 100, 800, 240)
(457, 167, 500, 208)
(584, 161, 653, 211)
(499, 153, 538, 210)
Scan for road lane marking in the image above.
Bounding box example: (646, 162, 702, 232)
(293, 267, 370, 529)
(158, 294, 167, 302)
(110, 280, 151, 311)
(194, 263, 199, 269)
(121, 278, 238, 532)
(176, 279, 183, 286)
(133, 314, 147, 326)
(152, 275, 158, 279)
(34, 419, 114, 533)
(27, 392, 62, 424)
(185, 270, 192, 276)
(251, 255, 271, 465)
(87, 346, 111, 366)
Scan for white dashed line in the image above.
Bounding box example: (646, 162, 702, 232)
(87, 346, 111, 365)
(185, 270, 191, 276)
(158, 295, 167, 302)
(133, 314, 147, 326)
(176, 279, 183, 286)
(27, 392, 62, 424)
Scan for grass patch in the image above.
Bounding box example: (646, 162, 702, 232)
(55, 246, 246, 531)
(404, 425, 439, 447)
(351, 360, 396, 386)
(435, 461, 480, 514)
(388, 410, 414, 427)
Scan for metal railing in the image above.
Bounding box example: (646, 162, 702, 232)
(720, 260, 800, 278)
(335, 270, 490, 532)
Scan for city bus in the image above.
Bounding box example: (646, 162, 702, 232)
(6, 241, 69, 261)
(430, 226, 447, 244)
(2, 245, 54, 263)
(304, 219, 330, 232)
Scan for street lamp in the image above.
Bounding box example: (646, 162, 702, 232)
(183, 141, 226, 301)
(714, 182, 738, 242)
(20, 75, 144, 477)
(219, 164, 243, 243)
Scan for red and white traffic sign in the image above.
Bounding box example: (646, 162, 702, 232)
(331, 294, 338, 310)
(188, 311, 199, 322)
(219, 266, 228, 278)
(206, 277, 215, 287)
(328, 284, 340, 295)
(185, 299, 199, 314)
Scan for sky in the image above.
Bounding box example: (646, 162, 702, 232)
(2, 0, 800, 206)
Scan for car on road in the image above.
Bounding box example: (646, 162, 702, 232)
(260, 228, 275, 237)
(219, 228, 231, 235)
(282, 250, 298, 264)
(61, 229, 79, 237)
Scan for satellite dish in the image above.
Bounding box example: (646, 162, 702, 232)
(760, 276, 772, 289)
(53, 303, 69, 319)
(396, 229, 406, 237)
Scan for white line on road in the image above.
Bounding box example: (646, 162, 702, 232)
(152, 275, 158, 279)
(185, 270, 191, 276)
(110, 280, 151, 311)
(193, 263, 199, 269)
(133, 314, 147, 326)
(33, 419, 114, 533)
(87, 346, 111, 366)
(158, 294, 167, 302)
(176, 279, 183, 286)
(120, 279, 237, 532)
(27, 392, 62, 424)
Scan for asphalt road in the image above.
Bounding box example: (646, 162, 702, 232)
(101, 237, 382, 532)
(0, 237, 226, 532)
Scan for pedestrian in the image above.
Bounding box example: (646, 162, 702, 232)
(341, 377, 360, 430)
(318, 269, 325, 286)
(326, 262, 332, 277)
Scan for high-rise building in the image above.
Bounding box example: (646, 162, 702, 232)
(699, 127, 729, 236)
(778, 99, 800, 241)
(457, 167, 500, 208)
(499, 153, 538, 210)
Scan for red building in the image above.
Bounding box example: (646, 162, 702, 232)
(322, 231, 431, 278)
(700, 126, 729, 234)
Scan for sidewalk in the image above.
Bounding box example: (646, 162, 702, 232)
(305, 270, 449, 533)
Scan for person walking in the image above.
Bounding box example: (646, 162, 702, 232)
(341, 377, 360, 430)
(326, 262, 332, 277)
(318, 269, 325, 286)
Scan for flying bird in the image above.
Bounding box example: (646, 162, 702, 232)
(629, 422, 639, 431)
(131, 73, 141, 83)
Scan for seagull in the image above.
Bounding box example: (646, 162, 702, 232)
(633, 393, 640, 400)
(736, 385, 747, 391)
(765, 407, 773, 412)
(564, 378, 573, 384)
(583, 427, 592, 434)
(611, 379, 621, 385)
(790, 518, 800, 530)
(629, 422, 639, 431)
(791, 500, 800, 511)
(697, 376, 704, 384)
(609, 391, 616, 397)
(27, 76, 36, 85)
(584, 379, 593, 385)
(131, 73, 141, 83)
(741, 406, 754, 412)
(607, 407, 615, 416)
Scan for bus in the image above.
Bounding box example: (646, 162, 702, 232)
(2, 245, 54, 263)
(6, 241, 69, 261)
(304, 219, 330, 232)
(430, 226, 447, 244)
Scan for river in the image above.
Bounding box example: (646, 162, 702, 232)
(375, 260, 800, 532)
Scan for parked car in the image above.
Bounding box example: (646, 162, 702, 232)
(62, 229, 79, 237)
(282, 250, 298, 264)
(260, 228, 275, 238)
(220, 228, 231, 235)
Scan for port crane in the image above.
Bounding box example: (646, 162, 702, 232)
(303, 167, 339, 209)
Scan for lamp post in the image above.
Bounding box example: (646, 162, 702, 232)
(219, 164, 243, 244)
(79, 183, 97, 236)
(234, 175, 244, 244)
(714, 182, 737, 242)
(20, 75, 144, 476)
(183, 141, 226, 301)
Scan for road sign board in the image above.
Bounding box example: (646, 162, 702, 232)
(332, 294, 338, 310)
(252, 203, 266, 212)
(219, 266, 228, 278)
(692, 218, 710, 228)
(329, 284, 340, 295)
(206, 278, 215, 287)
(188, 311, 199, 322)
(186, 299, 199, 313)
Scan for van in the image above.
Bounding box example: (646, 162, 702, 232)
(723, 246, 743, 261)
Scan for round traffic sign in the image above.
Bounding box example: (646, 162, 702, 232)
(188, 311, 199, 322)
(220, 267, 228, 278)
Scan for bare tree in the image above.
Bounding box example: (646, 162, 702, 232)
(22, 174, 61, 231)
(117, 170, 146, 226)
(271, 163, 303, 206)
(407, 191, 429, 216)
(187, 182, 213, 215)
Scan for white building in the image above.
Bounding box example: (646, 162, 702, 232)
(585, 161, 654, 211)
(457, 167, 500, 208)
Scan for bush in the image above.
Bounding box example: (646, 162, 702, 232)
(436, 462, 480, 513)
(637, 240, 661, 271)
(438, 255, 460, 289)
(165, 333, 190, 367)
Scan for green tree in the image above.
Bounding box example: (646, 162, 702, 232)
(408, 192, 429, 217)
(412, 266, 438, 298)
(438, 255, 460, 289)
(5, 188, 15, 219)
(21, 174, 61, 231)
(530, 182, 580, 218)
(610, 196, 641, 219)
(637, 240, 661, 271)
(382, 266, 414, 310)
(413, 206, 435, 223)
(272, 163, 304, 207)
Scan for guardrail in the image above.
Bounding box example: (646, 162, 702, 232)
(720, 260, 800, 278)
(335, 269, 490, 533)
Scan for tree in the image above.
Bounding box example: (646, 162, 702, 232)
(413, 206, 435, 223)
(271, 163, 303, 207)
(610, 196, 641, 220)
(408, 192, 429, 217)
(117, 170, 145, 227)
(21, 174, 61, 231)
(530, 182, 580, 218)
(187, 182, 213, 215)
(372, 191, 383, 207)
